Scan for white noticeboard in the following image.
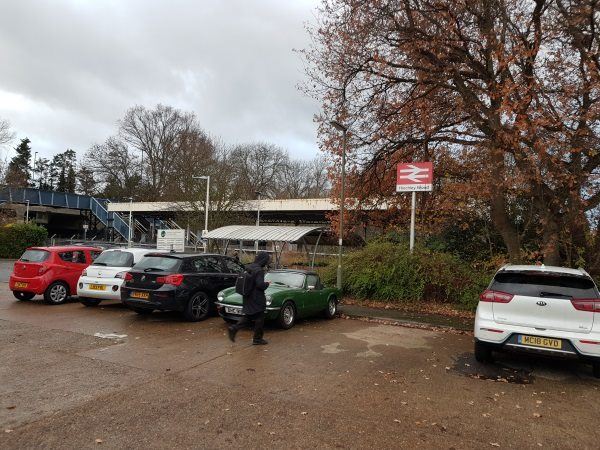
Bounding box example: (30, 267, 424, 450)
(156, 229, 185, 252)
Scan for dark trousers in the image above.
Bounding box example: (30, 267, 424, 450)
(231, 311, 265, 341)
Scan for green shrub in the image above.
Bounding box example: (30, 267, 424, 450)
(326, 239, 491, 310)
(0, 223, 48, 259)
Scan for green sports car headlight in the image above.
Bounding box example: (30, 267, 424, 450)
(266, 295, 272, 306)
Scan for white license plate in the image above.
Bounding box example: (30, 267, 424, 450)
(225, 306, 242, 315)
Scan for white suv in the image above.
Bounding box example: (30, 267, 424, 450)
(77, 248, 164, 306)
(474, 264, 600, 377)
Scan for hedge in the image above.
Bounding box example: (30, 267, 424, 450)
(0, 223, 48, 259)
(320, 240, 491, 310)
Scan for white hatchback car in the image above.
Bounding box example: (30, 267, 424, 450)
(78, 248, 163, 307)
(474, 264, 600, 377)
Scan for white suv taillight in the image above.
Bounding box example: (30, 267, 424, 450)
(571, 298, 600, 313)
(479, 289, 514, 303)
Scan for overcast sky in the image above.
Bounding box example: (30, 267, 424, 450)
(0, 0, 322, 162)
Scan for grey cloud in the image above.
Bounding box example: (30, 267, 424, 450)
(0, 0, 321, 159)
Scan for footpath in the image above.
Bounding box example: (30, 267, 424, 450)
(338, 303, 473, 332)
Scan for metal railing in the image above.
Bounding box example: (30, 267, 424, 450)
(90, 198, 130, 240)
(0, 186, 93, 209)
(0, 186, 131, 241)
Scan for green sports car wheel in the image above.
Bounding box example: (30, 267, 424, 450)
(324, 296, 337, 319)
(277, 301, 296, 329)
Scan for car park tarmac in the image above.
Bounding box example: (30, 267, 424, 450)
(1, 281, 599, 449)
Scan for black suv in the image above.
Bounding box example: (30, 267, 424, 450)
(121, 253, 244, 321)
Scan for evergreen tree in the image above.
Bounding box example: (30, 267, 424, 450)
(5, 138, 32, 187)
(77, 166, 97, 195)
(52, 149, 77, 192)
(64, 149, 77, 192)
(33, 157, 51, 190)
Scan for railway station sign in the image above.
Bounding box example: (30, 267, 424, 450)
(396, 162, 433, 192)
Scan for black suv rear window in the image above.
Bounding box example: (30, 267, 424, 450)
(92, 250, 134, 268)
(20, 249, 49, 263)
(134, 256, 181, 272)
(491, 271, 598, 299)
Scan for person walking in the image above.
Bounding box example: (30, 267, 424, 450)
(228, 252, 270, 345)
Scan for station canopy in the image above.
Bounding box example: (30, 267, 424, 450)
(204, 225, 324, 243)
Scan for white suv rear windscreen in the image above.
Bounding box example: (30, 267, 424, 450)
(491, 272, 598, 299)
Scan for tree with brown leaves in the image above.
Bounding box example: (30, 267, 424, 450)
(305, 0, 600, 266)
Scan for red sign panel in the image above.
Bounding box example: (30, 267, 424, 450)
(396, 162, 433, 192)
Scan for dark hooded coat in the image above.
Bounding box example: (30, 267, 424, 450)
(242, 252, 270, 315)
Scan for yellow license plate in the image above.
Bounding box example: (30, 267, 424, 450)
(14, 282, 28, 289)
(518, 335, 562, 350)
(131, 291, 150, 300)
(89, 284, 106, 291)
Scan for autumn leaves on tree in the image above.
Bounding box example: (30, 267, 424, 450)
(306, 0, 600, 267)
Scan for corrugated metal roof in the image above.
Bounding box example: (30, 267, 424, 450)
(204, 225, 324, 243)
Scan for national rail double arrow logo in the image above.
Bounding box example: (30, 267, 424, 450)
(398, 164, 430, 183)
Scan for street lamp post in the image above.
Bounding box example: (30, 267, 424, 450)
(330, 120, 347, 291)
(125, 197, 133, 247)
(25, 200, 30, 223)
(107, 217, 114, 243)
(192, 175, 210, 240)
(32, 152, 38, 186)
(255, 191, 262, 253)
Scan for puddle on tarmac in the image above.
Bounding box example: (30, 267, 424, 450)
(451, 353, 535, 385)
(321, 343, 348, 354)
(344, 325, 436, 349)
(342, 325, 437, 358)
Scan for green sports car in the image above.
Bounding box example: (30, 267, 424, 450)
(215, 269, 340, 329)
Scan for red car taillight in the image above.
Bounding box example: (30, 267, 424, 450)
(479, 289, 514, 303)
(124, 272, 133, 281)
(156, 274, 184, 286)
(571, 298, 600, 313)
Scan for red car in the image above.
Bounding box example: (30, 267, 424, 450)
(9, 246, 102, 304)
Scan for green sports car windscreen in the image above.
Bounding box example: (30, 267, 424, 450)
(265, 272, 305, 288)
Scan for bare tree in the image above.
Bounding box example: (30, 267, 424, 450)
(0, 119, 14, 146)
(83, 137, 142, 199)
(306, 155, 330, 198)
(119, 104, 198, 200)
(174, 142, 249, 233)
(0, 119, 14, 183)
(229, 142, 290, 198)
(163, 128, 217, 201)
(277, 159, 311, 198)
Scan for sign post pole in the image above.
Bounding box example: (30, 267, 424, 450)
(409, 191, 416, 253)
(396, 162, 433, 254)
